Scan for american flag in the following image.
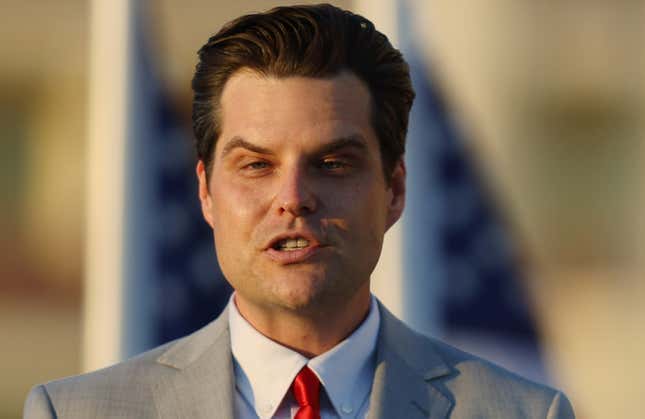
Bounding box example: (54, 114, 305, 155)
(123, 6, 231, 352)
(148, 98, 232, 345)
(398, 1, 547, 382)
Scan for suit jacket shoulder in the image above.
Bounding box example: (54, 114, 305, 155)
(23, 308, 234, 419)
(24, 342, 171, 418)
(372, 303, 575, 419)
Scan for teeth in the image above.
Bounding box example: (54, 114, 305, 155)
(277, 238, 310, 250)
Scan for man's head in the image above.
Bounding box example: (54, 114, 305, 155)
(194, 4, 414, 331)
(192, 3, 414, 182)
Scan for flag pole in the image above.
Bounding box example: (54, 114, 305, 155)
(83, 0, 131, 372)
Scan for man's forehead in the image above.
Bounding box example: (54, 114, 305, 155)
(219, 69, 371, 107)
(215, 69, 376, 156)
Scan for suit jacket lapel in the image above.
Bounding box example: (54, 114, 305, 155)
(368, 303, 454, 419)
(152, 307, 235, 419)
(147, 302, 454, 419)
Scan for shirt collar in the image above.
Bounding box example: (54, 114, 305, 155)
(228, 294, 380, 418)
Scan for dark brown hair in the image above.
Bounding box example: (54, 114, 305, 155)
(192, 3, 415, 180)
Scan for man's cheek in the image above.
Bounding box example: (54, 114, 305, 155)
(321, 218, 349, 245)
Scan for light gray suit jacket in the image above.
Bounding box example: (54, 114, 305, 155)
(24, 303, 574, 418)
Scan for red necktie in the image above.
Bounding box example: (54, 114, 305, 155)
(292, 366, 321, 419)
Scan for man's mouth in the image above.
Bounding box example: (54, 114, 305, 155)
(264, 231, 325, 263)
(273, 237, 311, 251)
(265, 233, 324, 264)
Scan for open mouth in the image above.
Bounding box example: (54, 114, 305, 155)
(272, 237, 311, 251)
(265, 234, 322, 264)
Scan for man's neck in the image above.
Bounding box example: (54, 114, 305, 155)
(233, 289, 372, 357)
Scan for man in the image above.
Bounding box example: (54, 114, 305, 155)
(24, 4, 574, 418)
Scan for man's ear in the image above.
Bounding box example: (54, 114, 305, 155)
(385, 158, 406, 231)
(196, 160, 215, 229)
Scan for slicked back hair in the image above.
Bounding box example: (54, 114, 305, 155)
(192, 3, 415, 181)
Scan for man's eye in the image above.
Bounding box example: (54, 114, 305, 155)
(319, 160, 347, 171)
(244, 161, 270, 170)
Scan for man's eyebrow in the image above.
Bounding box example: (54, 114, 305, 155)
(219, 134, 367, 159)
(219, 136, 274, 159)
(316, 135, 368, 155)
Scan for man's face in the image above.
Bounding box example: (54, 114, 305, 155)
(197, 70, 405, 316)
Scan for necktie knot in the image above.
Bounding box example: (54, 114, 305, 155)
(292, 366, 321, 419)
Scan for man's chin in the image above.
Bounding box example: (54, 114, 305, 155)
(268, 286, 331, 313)
(260, 279, 352, 315)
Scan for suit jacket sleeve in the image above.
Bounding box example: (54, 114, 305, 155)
(547, 391, 575, 419)
(23, 385, 56, 419)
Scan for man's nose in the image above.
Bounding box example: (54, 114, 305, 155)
(275, 166, 317, 216)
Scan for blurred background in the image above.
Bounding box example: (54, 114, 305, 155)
(2, 0, 644, 418)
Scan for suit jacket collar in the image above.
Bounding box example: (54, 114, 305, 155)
(369, 302, 454, 419)
(151, 301, 454, 419)
(153, 306, 235, 419)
